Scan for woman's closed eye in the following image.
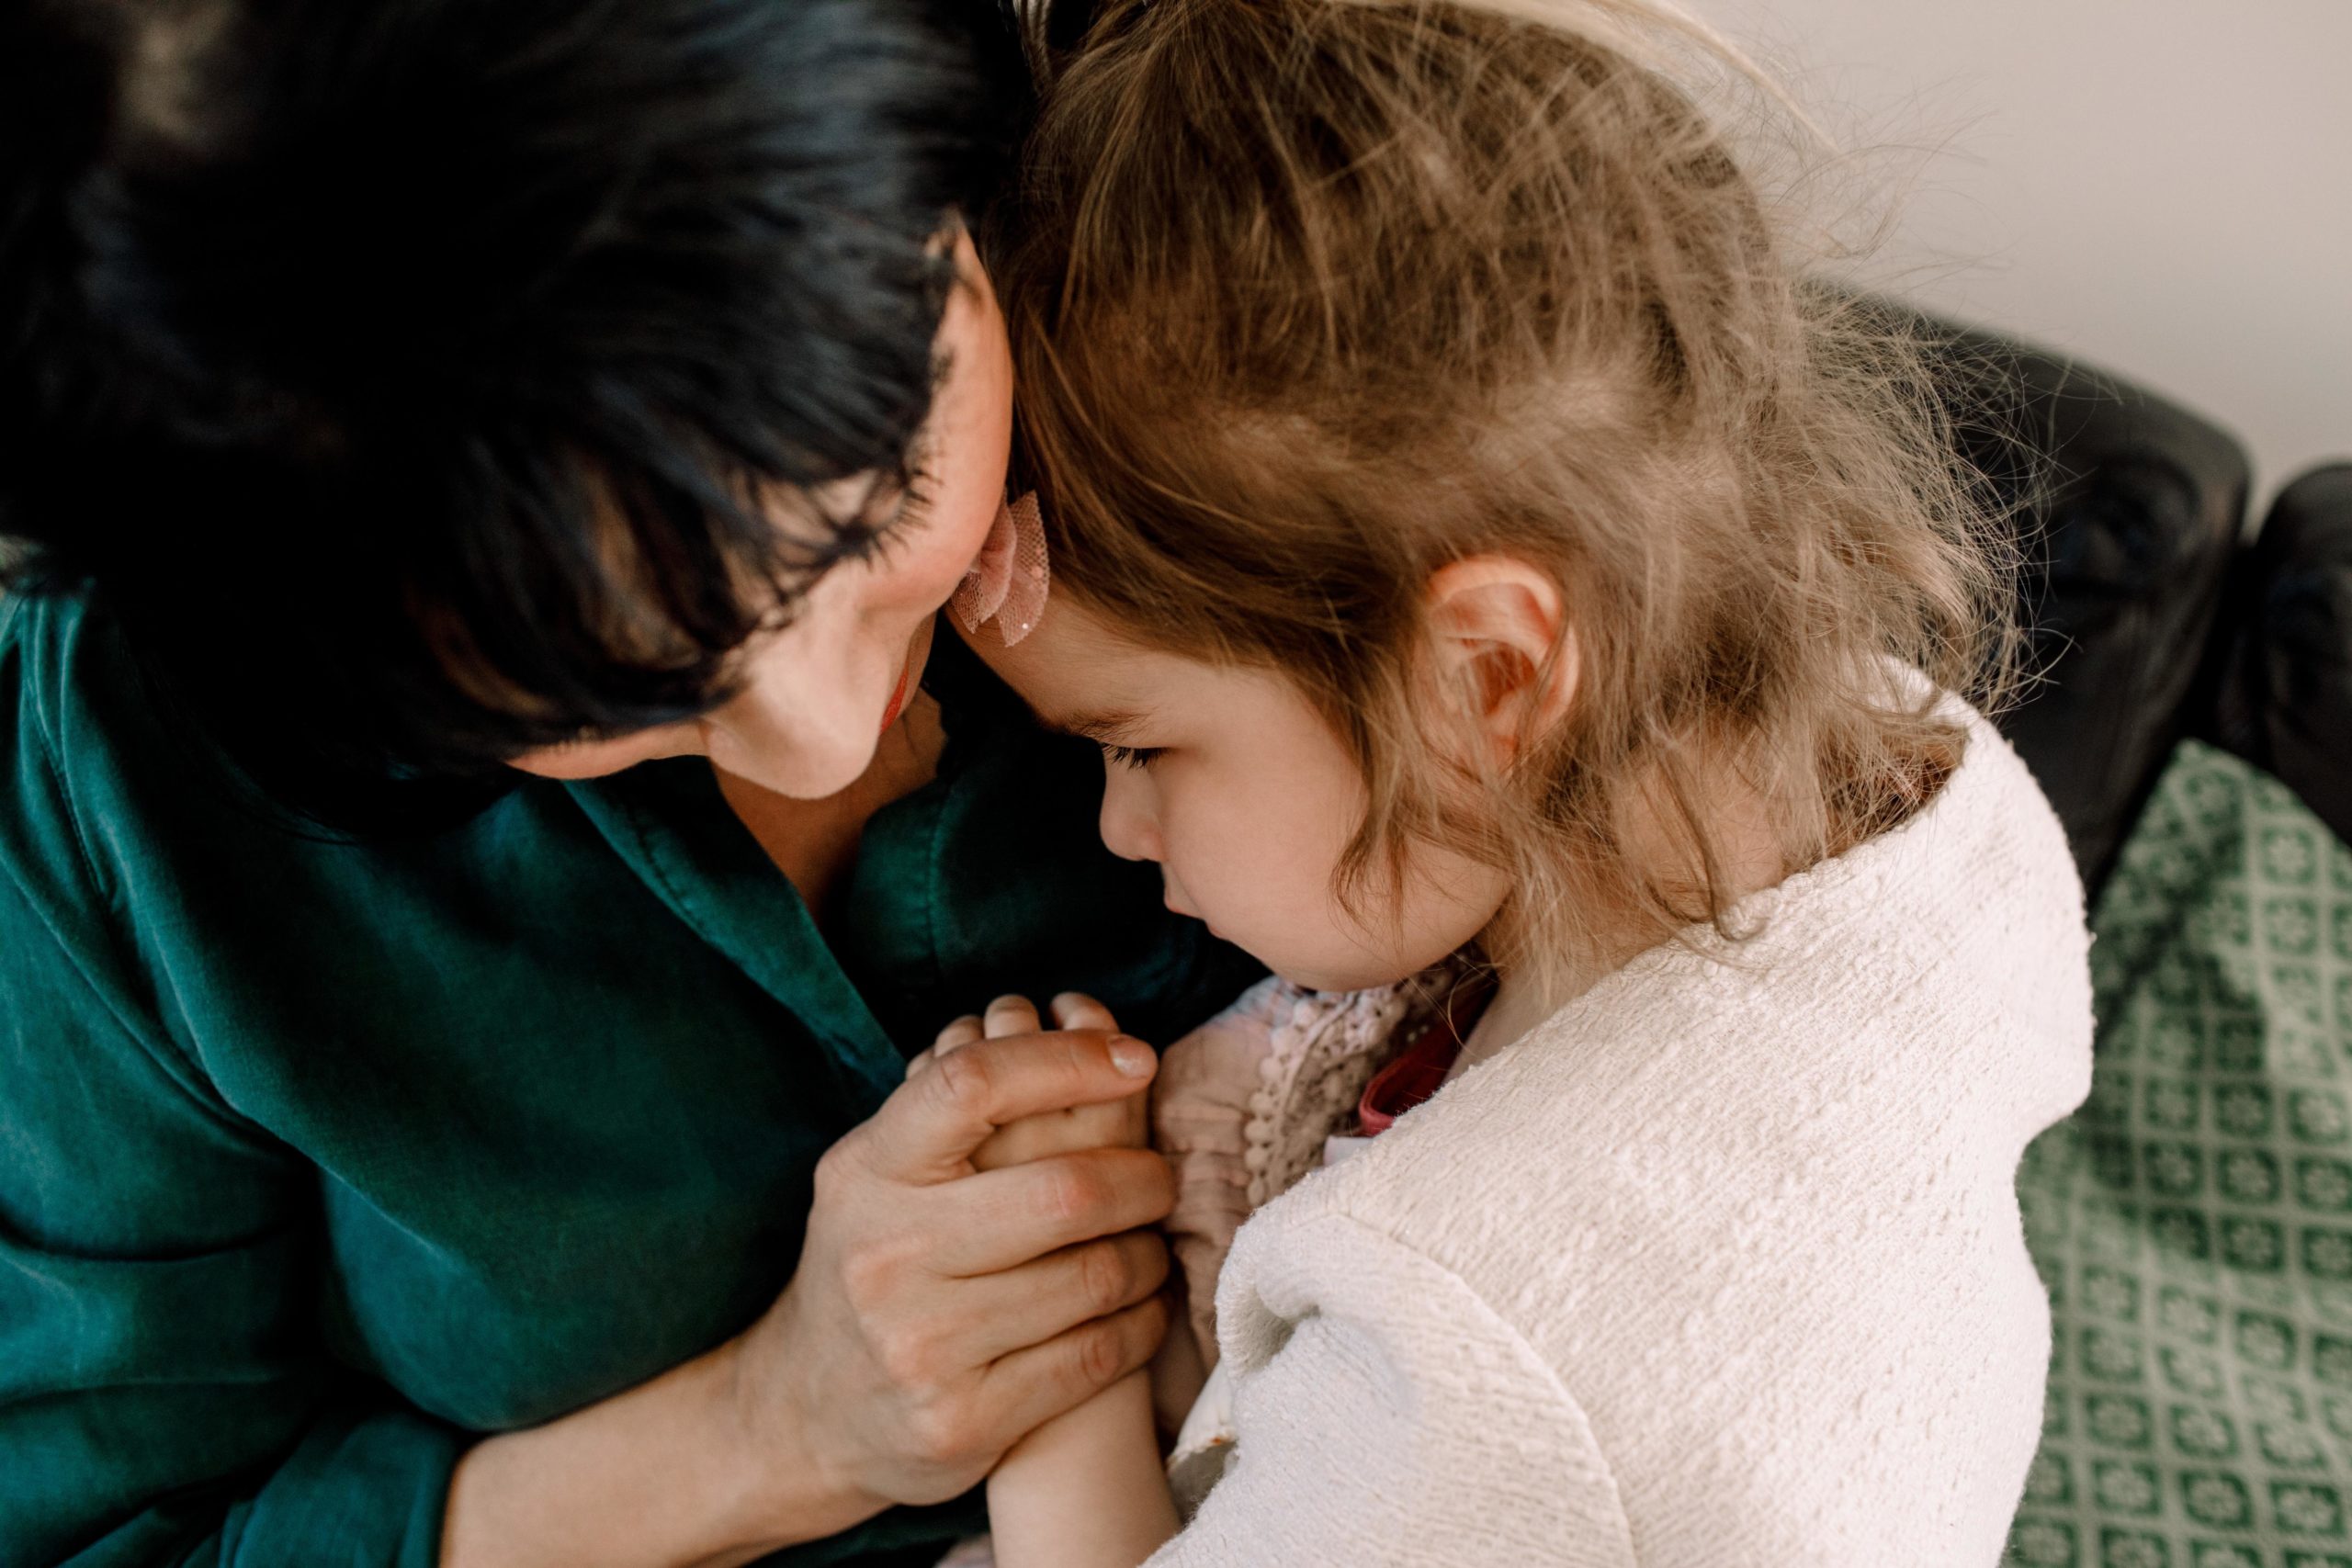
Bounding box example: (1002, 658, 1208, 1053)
(840, 468, 937, 567)
(1102, 743, 1166, 771)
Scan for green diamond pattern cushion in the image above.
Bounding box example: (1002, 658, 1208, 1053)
(2009, 741, 2352, 1568)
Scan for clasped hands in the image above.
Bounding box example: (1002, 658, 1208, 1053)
(914, 992, 1265, 1445)
(726, 986, 1260, 1546)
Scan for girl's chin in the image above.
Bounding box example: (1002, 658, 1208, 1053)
(1268, 949, 1430, 995)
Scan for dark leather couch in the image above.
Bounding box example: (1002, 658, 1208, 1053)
(2209, 463, 2352, 849)
(1923, 314, 2350, 893)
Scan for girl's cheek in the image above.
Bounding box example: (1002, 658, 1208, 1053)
(1179, 803, 1273, 908)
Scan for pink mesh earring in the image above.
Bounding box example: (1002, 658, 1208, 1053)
(950, 491, 1050, 646)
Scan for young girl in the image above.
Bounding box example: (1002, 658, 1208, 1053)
(927, 0, 2093, 1560)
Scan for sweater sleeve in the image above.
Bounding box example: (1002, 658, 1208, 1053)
(1144, 1213, 1639, 1568)
(0, 696, 465, 1566)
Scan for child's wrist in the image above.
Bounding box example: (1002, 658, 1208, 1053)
(987, 1371, 1175, 1568)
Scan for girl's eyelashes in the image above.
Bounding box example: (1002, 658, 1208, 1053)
(1102, 743, 1167, 771)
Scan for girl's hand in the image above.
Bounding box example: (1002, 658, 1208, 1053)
(1149, 989, 1289, 1376)
(915, 993, 1150, 1169)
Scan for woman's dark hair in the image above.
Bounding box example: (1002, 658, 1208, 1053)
(0, 0, 1029, 829)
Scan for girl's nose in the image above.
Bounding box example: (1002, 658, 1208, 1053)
(1097, 763, 1164, 864)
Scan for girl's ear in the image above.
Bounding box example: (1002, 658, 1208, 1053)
(1421, 555, 1577, 767)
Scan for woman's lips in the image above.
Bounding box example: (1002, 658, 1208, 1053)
(879, 658, 913, 733)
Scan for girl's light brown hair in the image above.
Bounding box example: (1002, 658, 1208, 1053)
(992, 0, 2018, 990)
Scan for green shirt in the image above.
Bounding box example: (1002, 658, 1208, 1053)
(0, 592, 1259, 1568)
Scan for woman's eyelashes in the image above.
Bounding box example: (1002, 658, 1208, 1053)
(839, 467, 937, 567)
(1102, 743, 1167, 771)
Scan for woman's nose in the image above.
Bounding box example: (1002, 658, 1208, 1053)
(1097, 765, 1163, 864)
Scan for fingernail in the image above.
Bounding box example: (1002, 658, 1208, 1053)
(1109, 1037, 1155, 1077)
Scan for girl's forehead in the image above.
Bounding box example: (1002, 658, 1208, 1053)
(978, 596, 1240, 728)
(983, 598, 1152, 713)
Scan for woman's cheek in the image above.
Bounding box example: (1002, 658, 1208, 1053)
(890, 511, 990, 615)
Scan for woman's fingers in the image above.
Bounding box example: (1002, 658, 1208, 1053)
(954, 1229, 1172, 1364)
(978, 1292, 1172, 1441)
(984, 994, 1042, 1038)
(970, 1092, 1146, 1172)
(929, 1146, 1176, 1277)
(860, 1030, 1159, 1183)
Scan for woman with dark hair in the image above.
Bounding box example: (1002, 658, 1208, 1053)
(0, 2, 1246, 1564)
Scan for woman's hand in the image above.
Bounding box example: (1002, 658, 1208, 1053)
(444, 1024, 1180, 1568)
(736, 1021, 1174, 1516)
(916, 993, 1149, 1170)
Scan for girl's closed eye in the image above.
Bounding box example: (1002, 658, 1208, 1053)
(1102, 743, 1166, 770)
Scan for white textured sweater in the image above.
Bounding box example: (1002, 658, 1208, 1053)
(1146, 702, 2094, 1567)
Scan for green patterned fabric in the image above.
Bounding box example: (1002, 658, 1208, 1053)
(2007, 741, 2352, 1568)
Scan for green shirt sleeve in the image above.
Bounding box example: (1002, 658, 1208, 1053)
(0, 647, 462, 1567)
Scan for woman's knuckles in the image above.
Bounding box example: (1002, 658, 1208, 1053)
(837, 1229, 930, 1310)
(1063, 1315, 1127, 1393)
(901, 1389, 988, 1470)
(1076, 1236, 1140, 1315)
(1069, 1297, 1162, 1392)
(872, 1320, 958, 1394)
(924, 1042, 1001, 1121)
(1035, 1158, 1111, 1226)
(988, 1152, 1170, 1244)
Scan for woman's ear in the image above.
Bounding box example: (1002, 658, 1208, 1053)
(1421, 555, 1577, 767)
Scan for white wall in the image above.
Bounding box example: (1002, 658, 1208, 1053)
(1687, 0, 2352, 513)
